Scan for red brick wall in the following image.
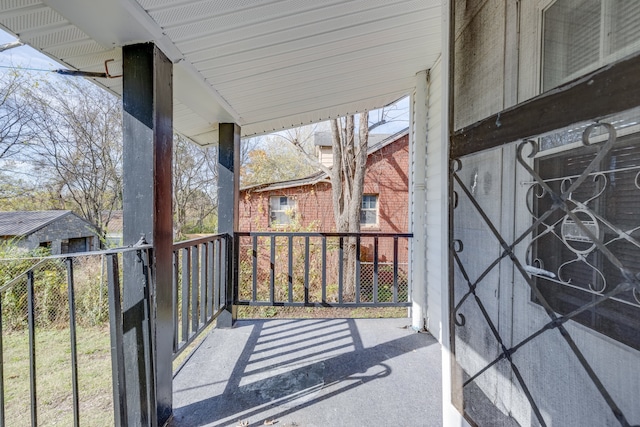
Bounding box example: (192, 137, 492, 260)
(239, 134, 409, 234)
(239, 135, 409, 265)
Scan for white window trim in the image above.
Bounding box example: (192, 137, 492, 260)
(269, 196, 296, 227)
(540, 0, 640, 91)
(360, 194, 379, 228)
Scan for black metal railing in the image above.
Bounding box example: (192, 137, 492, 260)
(0, 230, 410, 426)
(0, 242, 153, 427)
(171, 234, 229, 359)
(235, 232, 412, 307)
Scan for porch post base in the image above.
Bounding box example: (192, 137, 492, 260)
(216, 305, 238, 328)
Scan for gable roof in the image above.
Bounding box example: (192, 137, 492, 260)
(313, 132, 394, 148)
(0, 210, 74, 237)
(242, 127, 409, 193)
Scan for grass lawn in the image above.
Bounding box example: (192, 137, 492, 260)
(2, 308, 407, 425)
(3, 326, 113, 426)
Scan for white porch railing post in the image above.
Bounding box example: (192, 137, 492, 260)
(410, 70, 429, 331)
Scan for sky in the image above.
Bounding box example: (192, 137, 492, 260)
(0, 30, 65, 182)
(0, 29, 62, 71)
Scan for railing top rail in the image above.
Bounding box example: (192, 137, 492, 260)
(172, 233, 227, 251)
(0, 242, 153, 294)
(0, 242, 153, 263)
(235, 231, 413, 238)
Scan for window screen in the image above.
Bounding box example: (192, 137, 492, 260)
(543, 0, 640, 91)
(532, 131, 640, 350)
(360, 195, 378, 226)
(269, 196, 295, 226)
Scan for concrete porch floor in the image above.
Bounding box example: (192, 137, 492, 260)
(169, 318, 442, 427)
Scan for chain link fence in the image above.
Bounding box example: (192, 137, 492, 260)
(359, 262, 409, 303)
(0, 247, 115, 426)
(1, 253, 110, 331)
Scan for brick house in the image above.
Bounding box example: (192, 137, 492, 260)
(0, 210, 100, 255)
(239, 129, 409, 266)
(240, 129, 409, 235)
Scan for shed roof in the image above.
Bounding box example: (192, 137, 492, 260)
(0, 1, 441, 145)
(0, 210, 74, 237)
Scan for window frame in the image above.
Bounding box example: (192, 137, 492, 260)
(268, 195, 296, 227)
(529, 126, 640, 351)
(360, 194, 379, 228)
(541, 0, 640, 92)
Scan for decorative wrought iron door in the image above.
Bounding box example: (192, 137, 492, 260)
(451, 117, 640, 426)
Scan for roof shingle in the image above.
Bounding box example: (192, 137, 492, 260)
(0, 210, 72, 237)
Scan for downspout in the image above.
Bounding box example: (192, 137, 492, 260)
(410, 70, 429, 331)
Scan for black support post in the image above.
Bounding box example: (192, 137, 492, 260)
(216, 123, 240, 328)
(122, 42, 173, 426)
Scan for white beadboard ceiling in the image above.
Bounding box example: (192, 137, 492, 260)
(0, 0, 441, 145)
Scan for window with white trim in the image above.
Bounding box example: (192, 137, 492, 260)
(269, 196, 295, 226)
(360, 195, 378, 226)
(542, 0, 640, 91)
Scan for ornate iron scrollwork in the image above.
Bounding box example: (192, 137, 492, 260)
(520, 123, 640, 306)
(451, 121, 640, 426)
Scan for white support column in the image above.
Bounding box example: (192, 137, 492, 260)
(410, 70, 429, 331)
(440, 0, 470, 425)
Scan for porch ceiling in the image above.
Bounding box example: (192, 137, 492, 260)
(0, 0, 441, 145)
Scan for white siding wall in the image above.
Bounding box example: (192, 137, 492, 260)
(425, 56, 444, 339)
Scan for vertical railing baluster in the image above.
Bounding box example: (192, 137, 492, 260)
(220, 236, 228, 310)
(106, 254, 127, 427)
(373, 237, 379, 304)
(172, 251, 179, 353)
(207, 241, 214, 319)
(355, 236, 361, 304)
(304, 236, 310, 304)
(65, 258, 80, 427)
(321, 236, 327, 303)
(191, 245, 199, 333)
(252, 236, 258, 303)
(214, 238, 221, 312)
(393, 237, 399, 303)
(233, 233, 240, 308)
(338, 237, 344, 304)
(288, 236, 293, 303)
(270, 236, 275, 304)
(27, 270, 37, 427)
(200, 244, 206, 326)
(0, 296, 4, 427)
(181, 248, 190, 343)
(141, 249, 157, 427)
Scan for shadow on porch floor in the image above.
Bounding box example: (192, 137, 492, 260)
(169, 318, 442, 427)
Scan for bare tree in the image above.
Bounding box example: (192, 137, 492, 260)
(173, 134, 218, 239)
(0, 70, 32, 160)
(25, 76, 123, 242)
(240, 136, 262, 169)
(287, 113, 369, 296)
(240, 132, 317, 186)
